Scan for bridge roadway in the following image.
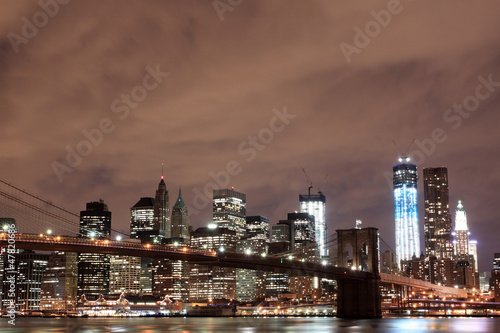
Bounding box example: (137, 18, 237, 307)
(0, 233, 372, 281)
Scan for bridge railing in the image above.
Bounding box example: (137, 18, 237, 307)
(0, 233, 217, 257)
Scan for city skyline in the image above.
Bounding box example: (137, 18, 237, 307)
(1, 1, 500, 275)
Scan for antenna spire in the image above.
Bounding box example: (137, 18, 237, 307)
(161, 163, 164, 180)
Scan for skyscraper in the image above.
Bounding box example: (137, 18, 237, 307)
(454, 200, 470, 259)
(154, 174, 170, 238)
(130, 197, 155, 239)
(281, 212, 315, 249)
(393, 157, 420, 264)
(1, 250, 49, 310)
(40, 251, 78, 310)
(213, 188, 246, 239)
(171, 187, 189, 241)
(423, 167, 453, 259)
(78, 200, 111, 239)
(299, 191, 327, 257)
(246, 216, 270, 241)
(77, 200, 111, 296)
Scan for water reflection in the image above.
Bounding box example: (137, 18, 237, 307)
(2, 317, 500, 333)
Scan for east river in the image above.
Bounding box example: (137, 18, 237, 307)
(2, 317, 500, 332)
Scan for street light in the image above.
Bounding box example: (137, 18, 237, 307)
(47, 229, 52, 235)
(116, 235, 122, 241)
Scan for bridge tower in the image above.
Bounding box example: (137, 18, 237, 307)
(336, 227, 382, 318)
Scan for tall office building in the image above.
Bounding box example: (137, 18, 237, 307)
(171, 188, 189, 241)
(393, 157, 420, 264)
(246, 216, 270, 241)
(469, 240, 478, 271)
(423, 167, 453, 259)
(109, 239, 141, 295)
(213, 188, 246, 239)
(454, 200, 470, 259)
(79, 200, 111, 239)
(286, 212, 315, 249)
(130, 197, 155, 239)
(78, 200, 111, 296)
(493, 253, 500, 302)
(40, 251, 78, 310)
(1, 250, 49, 310)
(154, 174, 170, 238)
(188, 226, 237, 302)
(299, 191, 327, 257)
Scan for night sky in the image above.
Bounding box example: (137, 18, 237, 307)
(1, 1, 499, 272)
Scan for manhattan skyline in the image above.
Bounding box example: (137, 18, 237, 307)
(1, 1, 500, 273)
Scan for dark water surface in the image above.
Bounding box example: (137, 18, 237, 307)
(1, 316, 500, 332)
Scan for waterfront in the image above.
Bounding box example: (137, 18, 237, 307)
(2, 317, 500, 332)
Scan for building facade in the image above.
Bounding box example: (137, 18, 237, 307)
(299, 192, 327, 257)
(2, 250, 49, 310)
(454, 200, 470, 260)
(170, 188, 190, 241)
(40, 251, 78, 310)
(393, 157, 420, 264)
(213, 188, 246, 239)
(423, 167, 453, 260)
(77, 200, 111, 297)
(154, 175, 170, 238)
(130, 197, 155, 240)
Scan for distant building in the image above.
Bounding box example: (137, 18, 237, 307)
(493, 253, 500, 302)
(109, 240, 141, 295)
(213, 188, 246, 239)
(152, 257, 189, 302)
(423, 167, 453, 260)
(154, 174, 170, 238)
(77, 200, 111, 296)
(130, 197, 155, 240)
(299, 191, 327, 257)
(246, 216, 270, 241)
(393, 157, 420, 264)
(2, 250, 49, 310)
(454, 201, 471, 260)
(170, 188, 189, 241)
(283, 212, 315, 249)
(40, 252, 78, 310)
(236, 238, 267, 302)
(189, 226, 237, 302)
(271, 221, 293, 246)
(469, 240, 478, 272)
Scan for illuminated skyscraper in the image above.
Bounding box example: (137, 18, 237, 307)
(130, 197, 155, 239)
(469, 240, 478, 271)
(299, 192, 327, 257)
(423, 167, 453, 259)
(454, 200, 470, 259)
(393, 157, 420, 264)
(213, 188, 246, 239)
(154, 173, 170, 238)
(78, 200, 111, 296)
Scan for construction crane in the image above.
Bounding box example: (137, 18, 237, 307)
(301, 167, 313, 196)
(318, 173, 328, 194)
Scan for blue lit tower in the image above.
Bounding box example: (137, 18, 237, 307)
(393, 156, 420, 265)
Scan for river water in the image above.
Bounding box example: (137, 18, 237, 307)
(1, 317, 500, 332)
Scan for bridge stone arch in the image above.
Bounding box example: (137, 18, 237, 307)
(336, 227, 381, 318)
(337, 227, 379, 274)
